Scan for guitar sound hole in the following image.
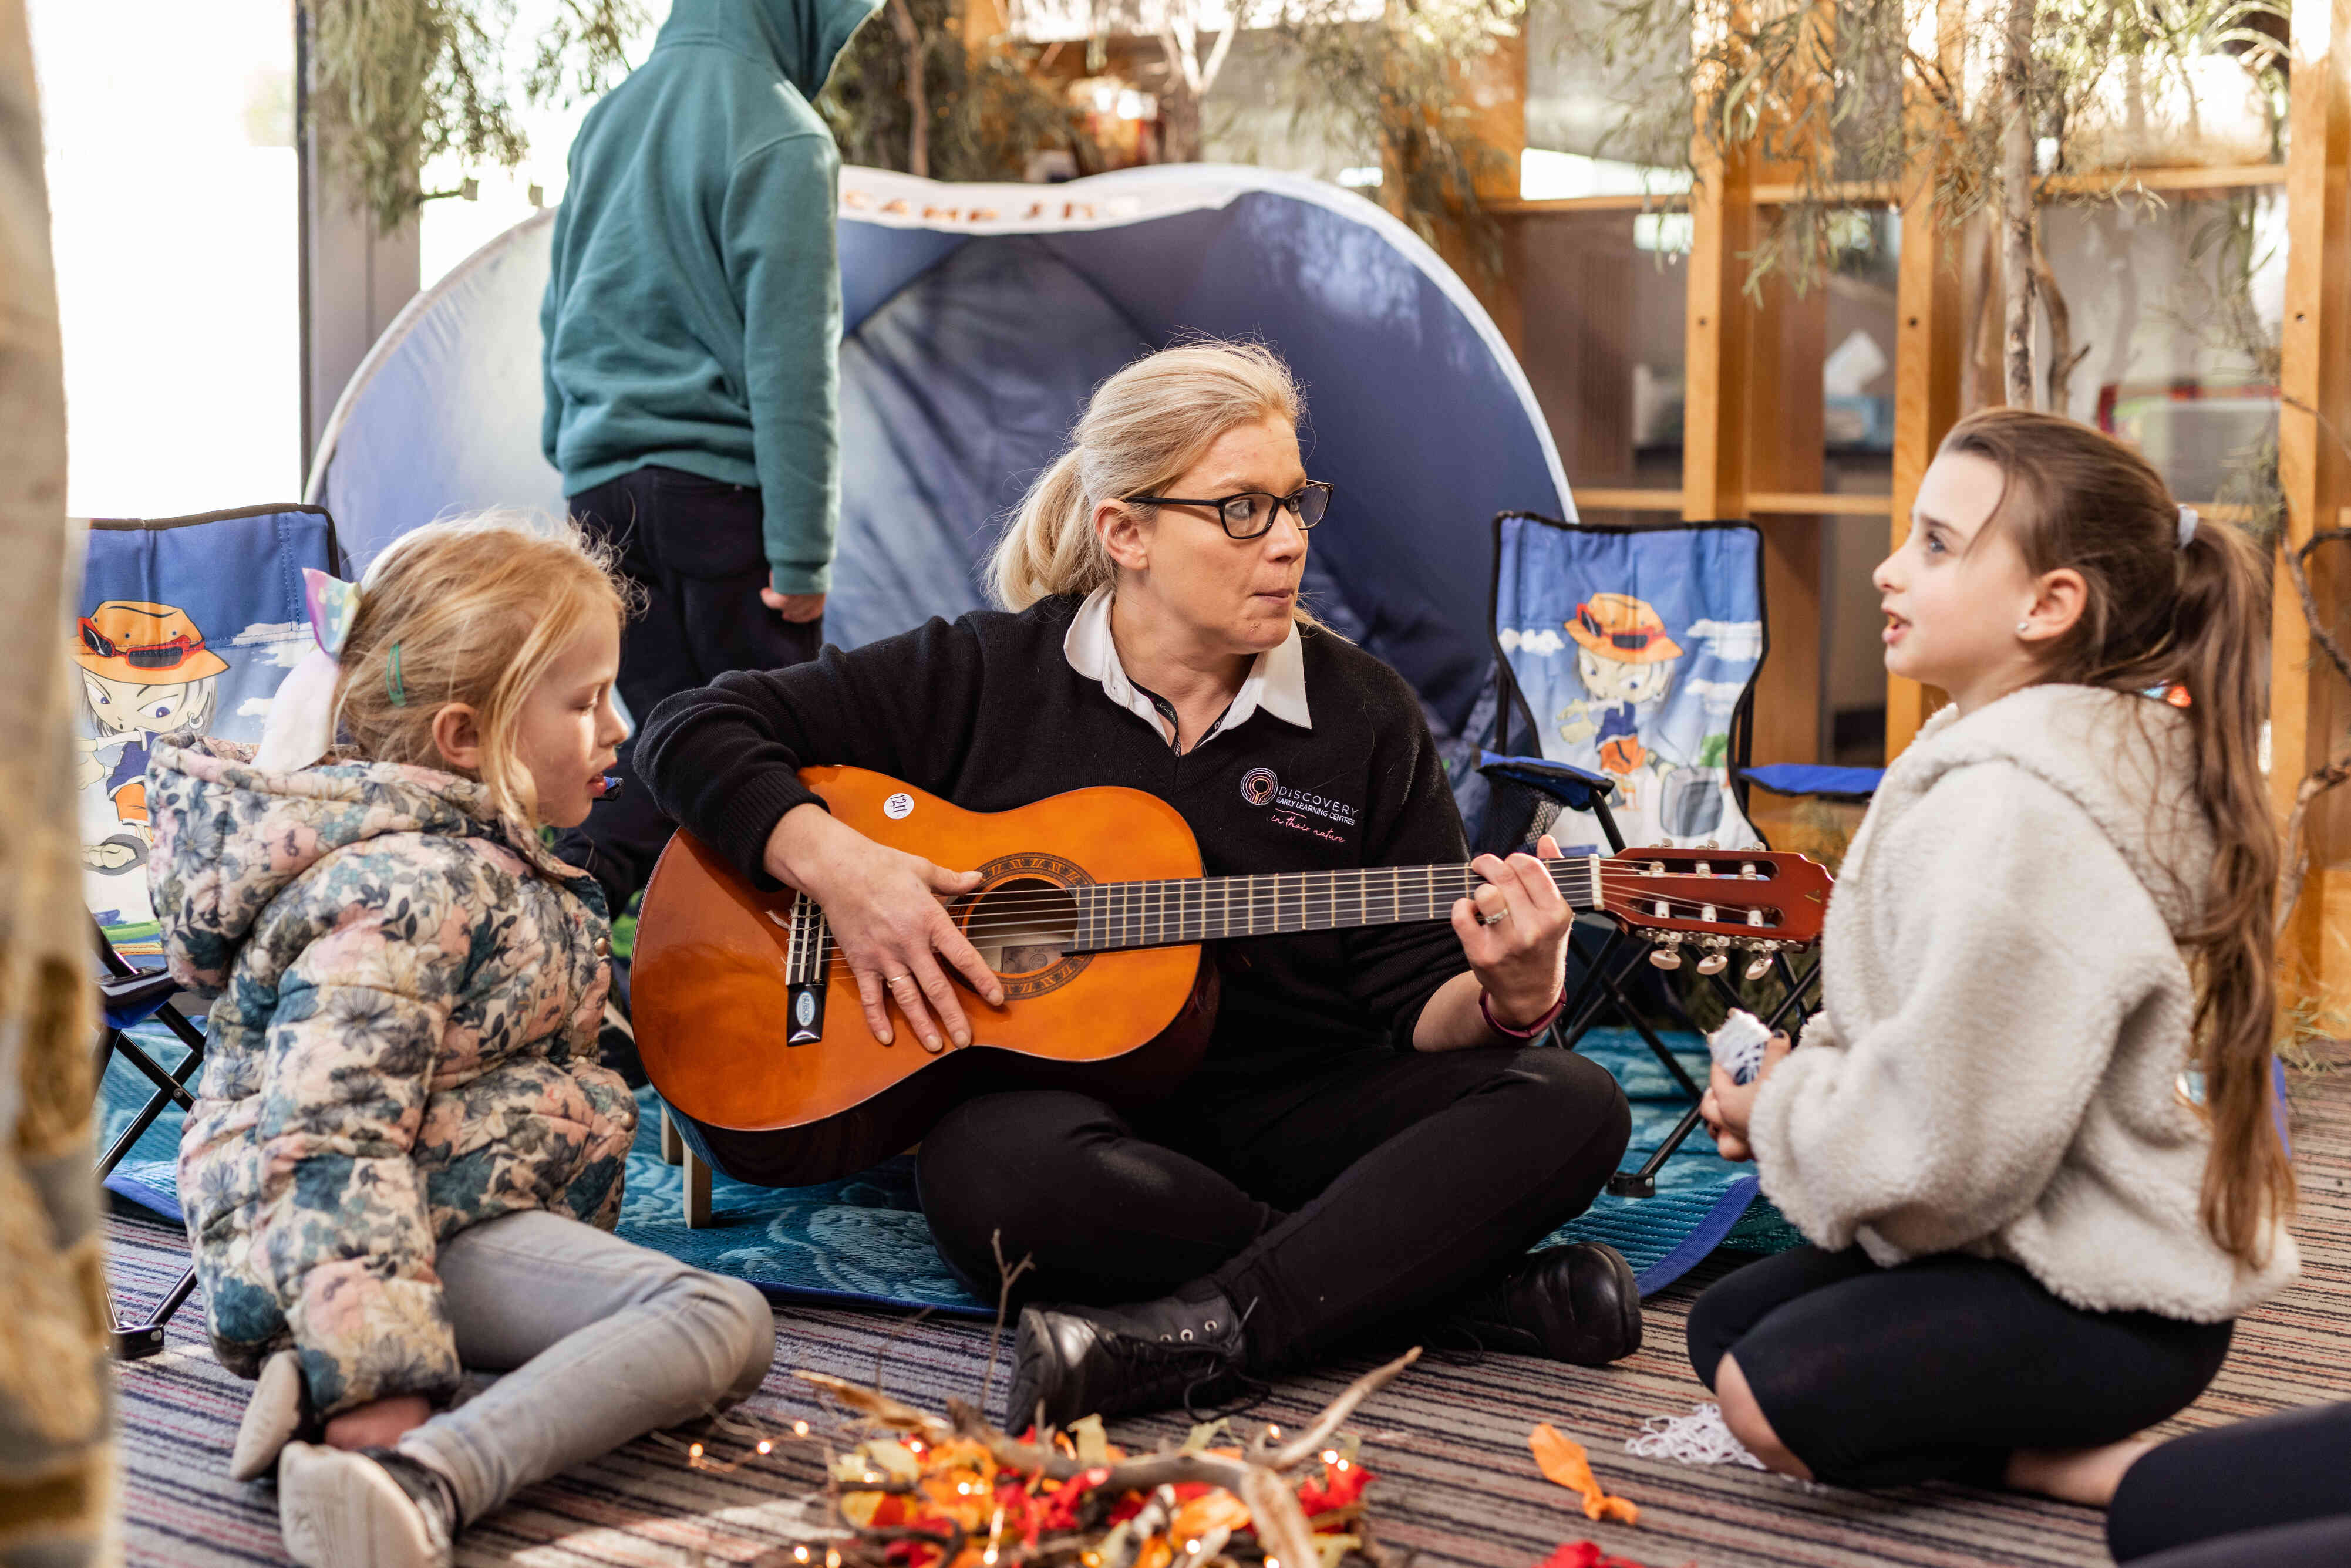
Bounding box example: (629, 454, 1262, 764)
(963, 877, 1081, 978)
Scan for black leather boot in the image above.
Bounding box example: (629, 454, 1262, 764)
(1441, 1240, 1642, 1364)
(1003, 1287, 1249, 1431)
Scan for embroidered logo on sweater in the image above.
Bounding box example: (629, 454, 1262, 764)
(1238, 767, 1359, 838)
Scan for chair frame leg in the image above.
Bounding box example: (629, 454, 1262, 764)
(1605, 958, 1822, 1196)
(109, 1265, 198, 1361)
(92, 973, 209, 1358)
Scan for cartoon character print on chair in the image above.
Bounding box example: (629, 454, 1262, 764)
(72, 507, 339, 948)
(1494, 518, 1766, 852)
(73, 601, 228, 876)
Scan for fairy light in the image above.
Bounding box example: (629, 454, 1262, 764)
(1336, 1458, 1351, 1471)
(826, 1552, 842, 1568)
(792, 1420, 810, 1437)
(1267, 1426, 1282, 1438)
(908, 1440, 925, 1454)
(756, 1439, 773, 1455)
(1321, 1449, 1339, 1464)
(793, 1548, 810, 1564)
(688, 1442, 704, 1461)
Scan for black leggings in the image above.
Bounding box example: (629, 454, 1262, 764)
(915, 1044, 1631, 1370)
(1687, 1244, 2233, 1488)
(2108, 1401, 2351, 1566)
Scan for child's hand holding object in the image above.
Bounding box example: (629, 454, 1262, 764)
(1698, 1009, 1791, 1161)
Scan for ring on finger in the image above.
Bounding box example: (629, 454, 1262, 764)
(884, 972, 912, 986)
(1478, 906, 1511, 926)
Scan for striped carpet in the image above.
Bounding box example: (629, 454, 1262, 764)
(109, 1044, 2351, 1568)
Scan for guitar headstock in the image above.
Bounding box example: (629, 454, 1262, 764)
(1597, 845, 1833, 976)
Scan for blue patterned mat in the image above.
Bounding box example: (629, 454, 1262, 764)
(100, 1023, 1799, 1317)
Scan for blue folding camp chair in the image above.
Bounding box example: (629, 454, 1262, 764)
(1477, 510, 1823, 1193)
(79, 504, 343, 1355)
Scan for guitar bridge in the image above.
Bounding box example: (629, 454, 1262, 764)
(770, 897, 828, 1046)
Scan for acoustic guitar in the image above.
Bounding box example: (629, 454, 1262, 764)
(632, 766, 1833, 1186)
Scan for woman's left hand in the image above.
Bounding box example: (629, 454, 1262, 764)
(1699, 1032, 1792, 1161)
(1451, 834, 1575, 1030)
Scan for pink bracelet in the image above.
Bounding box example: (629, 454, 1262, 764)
(1480, 987, 1568, 1039)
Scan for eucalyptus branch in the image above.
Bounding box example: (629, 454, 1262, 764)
(302, 0, 647, 234)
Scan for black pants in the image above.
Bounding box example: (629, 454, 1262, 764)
(1686, 1244, 2233, 1488)
(557, 465, 823, 912)
(2108, 1400, 2351, 1566)
(913, 1044, 1631, 1370)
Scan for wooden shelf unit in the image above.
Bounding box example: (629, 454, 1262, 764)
(1484, 2, 2349, 1006)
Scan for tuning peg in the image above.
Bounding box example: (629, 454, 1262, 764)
(1744, 954, 1773, 981)
(1649, 947, 1683, 970)
(1697, 952, 1728, 976)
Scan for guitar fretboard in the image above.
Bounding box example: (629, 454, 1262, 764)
(1065, 857, 1605, 953)
(781, 857, 1619, 986)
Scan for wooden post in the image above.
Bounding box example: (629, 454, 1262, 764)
(683, 1145, 715, 1228)
(2275, 0, 2351, 1011)
(1885, 0, 1966, 758)
(1434, 22, 1527, 345)
(1684, 4, 1825, 767)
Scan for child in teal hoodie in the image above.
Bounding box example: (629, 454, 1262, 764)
(542, 0, 881, 909)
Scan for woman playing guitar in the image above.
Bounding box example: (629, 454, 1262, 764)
(636, 340, 1640, 1426)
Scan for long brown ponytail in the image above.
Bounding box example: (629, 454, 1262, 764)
(1941, 407, 2290, 1267)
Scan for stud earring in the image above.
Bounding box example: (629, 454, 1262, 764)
(2015, 621, 2031, 635)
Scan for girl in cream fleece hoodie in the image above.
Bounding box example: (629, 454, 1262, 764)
(1695, 409, 2296, 1503)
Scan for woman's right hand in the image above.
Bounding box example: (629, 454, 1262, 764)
(763, 804, 1004, 1051)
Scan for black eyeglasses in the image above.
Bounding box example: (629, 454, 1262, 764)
(1126, 481, 1333, 540)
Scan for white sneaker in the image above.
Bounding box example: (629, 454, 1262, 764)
(277, 1442, 456, 1568)
(229, 1350, 306, 1482)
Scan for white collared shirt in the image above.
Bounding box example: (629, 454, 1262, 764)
(1062, 585, 1312, 750)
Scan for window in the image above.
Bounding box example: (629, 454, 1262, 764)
(30, 0, 299, 517)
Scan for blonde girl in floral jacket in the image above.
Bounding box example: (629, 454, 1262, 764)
(149, 517, 774, 1568)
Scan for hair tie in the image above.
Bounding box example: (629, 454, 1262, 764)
(2177, 504, 2199, 551)
(386, 642, 408, 707)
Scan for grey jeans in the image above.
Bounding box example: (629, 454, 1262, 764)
(392, 1210, 776, 1524)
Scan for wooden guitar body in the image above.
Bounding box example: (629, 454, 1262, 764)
(632, 768, 1220, 1186)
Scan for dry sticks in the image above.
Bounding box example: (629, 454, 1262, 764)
(793, 1346, 1422, 1568)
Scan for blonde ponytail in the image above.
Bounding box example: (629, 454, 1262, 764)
(989, 340, 1305, 612)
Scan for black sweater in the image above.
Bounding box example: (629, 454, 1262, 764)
(636, 596, 1473, 1085)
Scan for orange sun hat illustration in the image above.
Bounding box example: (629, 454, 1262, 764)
(73, 601, 230, 684)
(1566, 593, 1683, 665)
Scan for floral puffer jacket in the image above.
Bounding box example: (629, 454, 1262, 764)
(149, 736, 635, 1415)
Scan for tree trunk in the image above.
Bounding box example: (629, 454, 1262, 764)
(1158, 80, 1201, 162)
(0, 0, 113, 1553)
(1999, 0, 2038, 409)
(2032, 224, 2089, 416)
(1154, 2, 1236, 164)
(887, 0, 928, 178)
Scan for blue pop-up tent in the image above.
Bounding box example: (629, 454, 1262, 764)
(306, 163, 1573, 764)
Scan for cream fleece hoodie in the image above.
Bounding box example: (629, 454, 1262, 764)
(1747, 684, 2297, 1323)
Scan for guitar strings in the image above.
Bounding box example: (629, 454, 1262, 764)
(755, 861, 1754, 923)
(758, 873, 1784, 946)
(778, 890, 1784, 979)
